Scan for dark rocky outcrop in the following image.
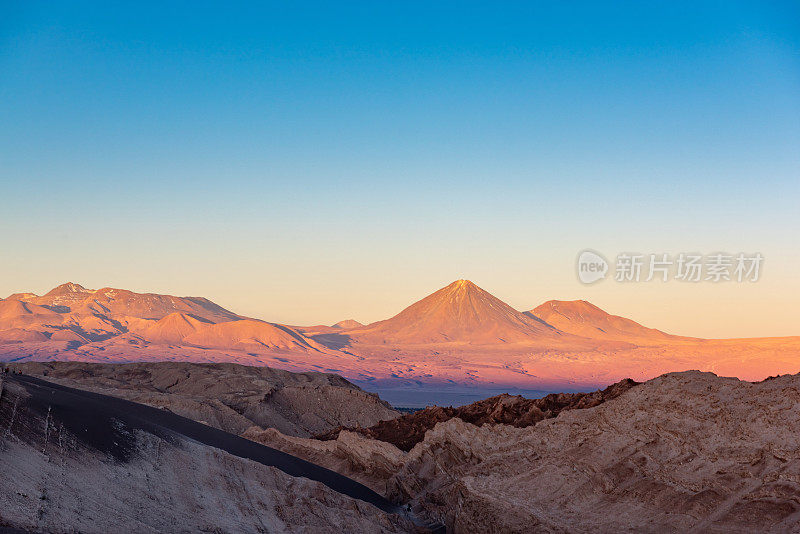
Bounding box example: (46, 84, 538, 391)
(318, 378, 639, 451)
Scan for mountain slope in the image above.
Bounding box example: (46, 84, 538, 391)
(0, 328, 50, 343)
(0, 300, 66, 343)
(527, 300, 685, 342)
(347, 280, 560, 345)
(2, 280, 798, 391)
(6, 283, 239, 323)
(181, 319, 327, 352)
(75, 287, 240, 323)
(0, 283, 323, 357)
(0, 299, 62, 327)
(34, 282, 95, 307)
(136, 312, 211, 344)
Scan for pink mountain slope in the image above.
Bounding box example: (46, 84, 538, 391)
(0, 299, 63, 329)
(6, 283, 239, 323)
(0, 328, 50, 343)
(181, 319, 326, 352)
(136, 312, 211, 345)
(0, 283, 322, 354)
(527, 300, 687, 343)
(74, 287, 239, 323)
(32, 282, 94, 307)
(347, 280, 560, 345)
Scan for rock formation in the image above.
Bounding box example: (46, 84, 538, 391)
(0, 374, 419, 533)
(318, 378, 638, 451)
(13, 361, 399, 437)
(389, 371, 800, 532)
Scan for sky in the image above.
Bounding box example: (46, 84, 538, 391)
(1, 1, 799, 337)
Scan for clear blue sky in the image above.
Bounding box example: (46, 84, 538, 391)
(2, 2, 799, 336)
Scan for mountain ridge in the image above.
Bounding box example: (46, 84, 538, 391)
(2, 280, 798, 391)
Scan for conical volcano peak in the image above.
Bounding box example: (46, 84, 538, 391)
(441, 279, 485, 297)
(448, 279, 476, 290)
(349, 280, 559, 344)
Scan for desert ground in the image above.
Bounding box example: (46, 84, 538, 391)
(0, 371, 424, 533)
(4, 362, 800, 532)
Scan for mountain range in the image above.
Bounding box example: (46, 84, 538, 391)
(1, 280, 798, 390)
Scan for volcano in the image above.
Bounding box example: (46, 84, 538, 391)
(1, 280, 797, 391)
(527, 300, 685, 343)
(347, 279, 559, 345)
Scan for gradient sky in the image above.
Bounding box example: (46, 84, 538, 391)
(2, 2, 799, 338)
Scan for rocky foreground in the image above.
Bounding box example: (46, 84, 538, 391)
(11, 361, 398, 437)
(317, 377, 638, 451)
(0, 373, 421, 533)
(252, 371, 800, 533)
(4, 363, 800, 533)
